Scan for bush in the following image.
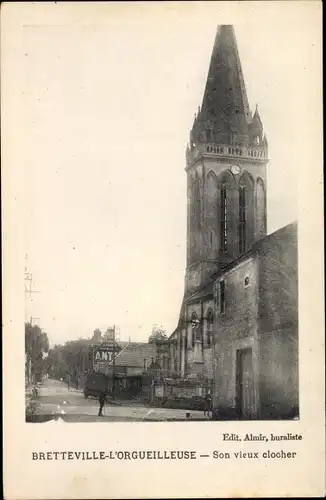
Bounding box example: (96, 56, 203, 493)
(26, 400, 42, 421)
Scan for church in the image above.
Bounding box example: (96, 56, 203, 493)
(166, 25, 298, 420)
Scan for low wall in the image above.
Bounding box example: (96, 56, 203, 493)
(149, 378, 213, 411)
(153, 396, 207, 411)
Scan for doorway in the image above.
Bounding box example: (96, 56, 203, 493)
(236, 348, 255, 419)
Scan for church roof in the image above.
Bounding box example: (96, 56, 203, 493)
(211, 222, 297, 280)
(186, 281, 214, 305)
(191, 25, 253, 146)
(177, 222, 298, 316)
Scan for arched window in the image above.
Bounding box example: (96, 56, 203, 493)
(205, 171, 218, 260)
(217, 171, 236, 256)
(256, 178, 266, 237)
(195, 176, 201, 230)
(179, 332, 183, 368)
(238, 172, 254, 254)
(220, 183, 227, 252)
(189, 175, 197, 263)
(189, 177, 194, 249)
(206, 129, 213, 142)
(206, 309, 214, 347)
(189, 173, 201, 264)
(191, 312, 200, 347)
(239, 185, 247, 254)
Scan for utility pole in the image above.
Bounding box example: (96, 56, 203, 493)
(24, 266, 41, 300)
(24, 258, 41, 322)
(24, 256, 41, 385)
(112, 325, 116, 400)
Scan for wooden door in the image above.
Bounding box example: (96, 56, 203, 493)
(236, 348, 255, 419)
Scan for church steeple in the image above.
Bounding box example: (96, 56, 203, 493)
(185, 25, 268, 295)
(191, 25, 253, 148)
(188, 25, 268, 166)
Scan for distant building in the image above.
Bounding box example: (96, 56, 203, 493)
(94, 340, 160, 398)
(91, 329, 102, 343)
(167, 25, 298, 420)
(108, 342, 158, 376)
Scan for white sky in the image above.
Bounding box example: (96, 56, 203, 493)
(19, 3, 315, 346)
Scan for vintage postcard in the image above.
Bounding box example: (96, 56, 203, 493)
(2, 1, 324, 498)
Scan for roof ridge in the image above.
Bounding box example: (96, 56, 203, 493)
(107, 341, 131, 366)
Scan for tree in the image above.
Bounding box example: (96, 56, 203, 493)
(25, 323, 49, 384)
(44, 344, 66, 380)
(148, 324, 168, 344)
(45, 338, 93, 383)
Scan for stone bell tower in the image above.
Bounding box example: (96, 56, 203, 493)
(185, 25, 269, 295)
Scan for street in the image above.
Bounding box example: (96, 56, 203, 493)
(26, 379, 209, 422)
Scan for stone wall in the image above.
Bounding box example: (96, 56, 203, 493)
(258, 223, 298, 333)
(150, 378, 213, 411)
(213, 256, 259, 414)
(258, 327, 299, 419)
(203, 347, 213, 379)
(257, 223, 298, 418)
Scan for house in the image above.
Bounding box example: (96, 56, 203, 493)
(102, 342, 158, 398)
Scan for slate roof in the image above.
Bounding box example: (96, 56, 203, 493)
(113, 342, 157, 368)
(191, 25, 254, 148)
(186, 281, 214, 305)
(117, 341, 129, 349)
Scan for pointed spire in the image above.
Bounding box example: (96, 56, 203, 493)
(187, 24, 268, 162)
(253, 104, 262, 124)
(191, 25, 253, 146)
(186, 26, 268, 167)
(188, 25, 268, 150)
(249, 103, 264, 143)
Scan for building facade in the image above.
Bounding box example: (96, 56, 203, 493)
(167, 25, 298, 419)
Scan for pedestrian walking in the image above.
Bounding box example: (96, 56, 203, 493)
(98, 389, 107, 417)
(204, 391, 212, 418)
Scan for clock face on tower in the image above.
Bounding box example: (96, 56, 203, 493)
(230, 164, 241, 175)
